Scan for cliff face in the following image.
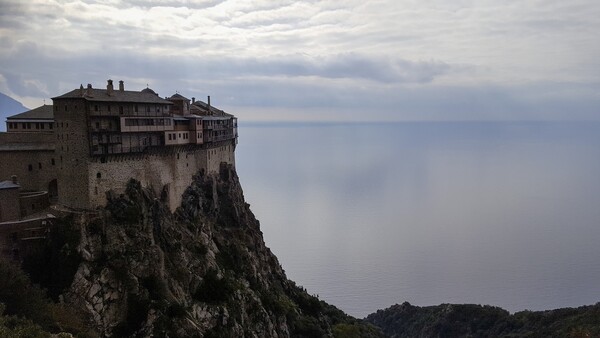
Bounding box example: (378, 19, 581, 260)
(46, 164, 383, 337)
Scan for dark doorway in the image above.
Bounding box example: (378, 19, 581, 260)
(48, 179, 58, 203)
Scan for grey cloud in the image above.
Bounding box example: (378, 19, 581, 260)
(3, 42, 598, 121)
(209, 78, 600, 120)
(0, 42, 452, 96)
(84, 0, 224, 10)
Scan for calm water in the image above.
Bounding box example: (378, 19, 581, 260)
(235, 122, 600, 318)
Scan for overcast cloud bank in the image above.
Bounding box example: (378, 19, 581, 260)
(0, 0, 598, 121)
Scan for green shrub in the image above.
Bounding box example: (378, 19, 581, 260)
(193, 269, 236, 304)
(291, 316, 325, 338)
(0, 305, 52, 338)
(112, 293, 150, 337)
(0, 260, 52, 327)
(332, 323, 362, 338)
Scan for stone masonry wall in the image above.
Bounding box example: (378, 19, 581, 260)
(54, 99, 92, 209)
(0, 150, 57, 192)
(88, 142, 235, 211)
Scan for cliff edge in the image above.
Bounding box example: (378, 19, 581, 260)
(10, 164, 383, 337)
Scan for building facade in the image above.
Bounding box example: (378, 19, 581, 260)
(0, 80, 238, 211)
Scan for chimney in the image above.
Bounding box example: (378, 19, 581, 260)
(79, 84, 84, 96)
(207, 95, 211, 114)
(192, 97, 195, 104)
(119, 80, 124, 91)
(11, 175, 17, 185)
(107, 79, 114, 95)
(86, 83, 92, 96)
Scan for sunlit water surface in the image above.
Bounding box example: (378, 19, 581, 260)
(235, 122, 600, 318)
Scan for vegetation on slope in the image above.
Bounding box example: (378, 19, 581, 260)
(366, 301, 600, 337)
(0, 259, 96, 337)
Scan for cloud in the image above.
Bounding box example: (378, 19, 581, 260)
(0, 0, 598, 120)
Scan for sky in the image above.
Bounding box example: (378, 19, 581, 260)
(0, 0, 599, 121)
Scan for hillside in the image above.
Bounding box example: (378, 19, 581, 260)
(0, 92, 28, 131)
(365, 301, 600, 337)
(2, 164, 383, 337)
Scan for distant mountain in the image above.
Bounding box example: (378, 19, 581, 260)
(0, 92, 29, 132)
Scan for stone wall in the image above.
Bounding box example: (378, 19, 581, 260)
(0, 188, 20, 222)
(87, 141, 235, 211)
(0, 132, 55, 144)
(54, 98, 92, 209)
(19, 191, 50, 217)
(0, 150, 57, 192)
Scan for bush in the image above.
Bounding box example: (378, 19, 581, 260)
(0, 305, 52, 338)
(112, 293, 150, 337)
(193, 269, 236, 304)
(0, 260, 52, 327)
(291, 316, 325, 338)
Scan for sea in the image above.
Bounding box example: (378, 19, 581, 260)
(235, 121, 600, 318)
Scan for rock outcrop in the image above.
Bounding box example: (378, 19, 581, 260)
(48, 164, 383, 337)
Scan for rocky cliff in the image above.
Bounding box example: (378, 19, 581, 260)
(16, 164, 383, 337)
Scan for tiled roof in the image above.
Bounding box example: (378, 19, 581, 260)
(191, 100, 232, 117)
(53, 88, 173, 104)
(0, 180, 20, 189)
(7, 105, 54, 120)
(168, 93, 189, 100)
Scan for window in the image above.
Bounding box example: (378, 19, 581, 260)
(135, 105, 138, 113)
(97, 172, 101, 179)
(51, 158, 55, 165)
(49, 123, 53, 130)
(179, 133, 181, 138)
(28, 164, 32, 171)
(41, 123, 44, 129)
(95, 122, 100, 129)
(38, 163, 42, 169)
(168, 134, 172, 140)
(35, 123, 39, 129)
(22, 122, 26, 129)
(119, 106, 123, 114)
(107, 105, 111, 112)
(95, 105, 98, 112)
